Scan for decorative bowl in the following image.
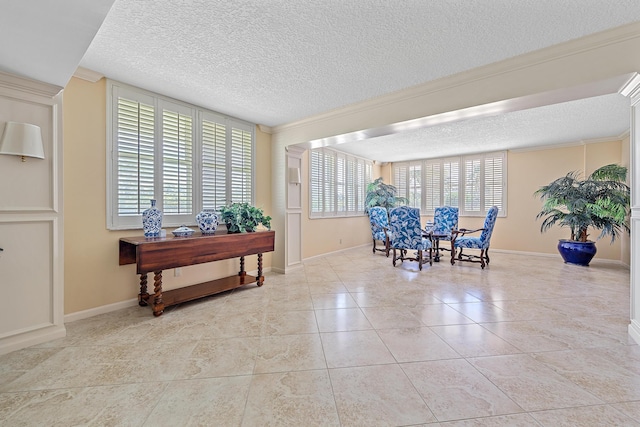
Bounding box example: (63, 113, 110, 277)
(172, 225, 195, 237)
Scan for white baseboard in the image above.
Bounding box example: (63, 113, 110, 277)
(64, 267, 274, 322)
(0, 325, 66, 356)
(629, 319, 640, 345)
(303, 243, 369, 263)
(489, 248, 627, 266)
(65, 298, 139, 323)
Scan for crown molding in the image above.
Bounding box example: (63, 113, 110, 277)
(73, 67, 104, 83)
(509, 133, 628, 153)
(257, 124, 273, 134)
(0, 70, 63, 101)
(272, 21, 640, 136)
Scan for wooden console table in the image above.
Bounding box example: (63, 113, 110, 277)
(119, 230, 275, 316)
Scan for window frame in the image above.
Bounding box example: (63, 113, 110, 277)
(309, 147, 372, 219)
(392, 151, 507, 217)
(106, 80, 255, 230)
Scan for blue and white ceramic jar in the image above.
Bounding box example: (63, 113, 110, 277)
(196, 209, 219, 234)
(142, 199, 163, 237)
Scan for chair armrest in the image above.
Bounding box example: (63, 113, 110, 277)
(451, 228, 486, 238)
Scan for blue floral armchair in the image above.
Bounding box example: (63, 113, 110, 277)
(450, 206, 498, 269)
(432, 206, 459, 239)
(388, 206, 432, 270)
(368, 206, 390, 257)
(429, 206, 459, 259)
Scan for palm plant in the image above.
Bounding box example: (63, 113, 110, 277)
(535, 164, 630, 243)
(364, 177, 408, 215)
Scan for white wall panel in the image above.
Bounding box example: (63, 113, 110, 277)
(0, 220, 53, 336)
(0, 71, 64, 355)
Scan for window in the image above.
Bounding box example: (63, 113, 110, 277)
(310, 147, 372, 218)
(393, 151, 506, 216)
(107, 81, 255, 230)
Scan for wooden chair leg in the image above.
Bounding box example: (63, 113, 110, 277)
(480, 249, 486, 269)
(385, 238, 390, 257)
(392, 248, 397, 266)
(372, 239, 376, 254)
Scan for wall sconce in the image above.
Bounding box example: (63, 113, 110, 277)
(0, 122, 45, 162)
(288, 167, 301, 185)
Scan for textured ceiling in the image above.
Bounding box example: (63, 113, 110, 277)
(333, 93, 631, 162)
(80, 0, 640, 127)
(2, 1, 639, 161)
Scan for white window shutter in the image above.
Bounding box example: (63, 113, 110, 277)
(464, 157, 481, 212)
(116, 97, 155, 215)
(443, 159, 459, 207)
(162, 108, 193, 215)
(484, 153, 504, 211)
(201, 118, 227, 210)
(230, 125, 253, 204)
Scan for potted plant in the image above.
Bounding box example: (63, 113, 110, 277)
(364, 177, 408, 215)
(219, 202, 271, 233)
(535, 163, 630, 266)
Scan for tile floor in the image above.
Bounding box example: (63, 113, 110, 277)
(1, 248, 639, 426)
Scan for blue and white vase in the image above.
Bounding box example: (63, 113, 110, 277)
(142, 199, 163, 237)
(196, 209, 219, 234)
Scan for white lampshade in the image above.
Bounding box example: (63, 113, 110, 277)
(288, 167, 301, 184)
(0, 122, 45, 161)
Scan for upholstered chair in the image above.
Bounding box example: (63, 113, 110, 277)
(430, 206, 459, 259)
(388, 206, 432, 270)
(450, 206, 499, 269)
(368, 206, 390, 257)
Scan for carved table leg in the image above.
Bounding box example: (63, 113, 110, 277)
(152, 270, 165, 316)
(238, 255, 246, 284)
(257, 252, 264, 286)
(138, 273, 149, 306)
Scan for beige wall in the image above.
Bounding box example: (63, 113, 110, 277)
(270, 23, 640, 271)
(498, 141, 624, 260)
(300, 151, 381, 259)
(299, 141, 627, 262)
(63, 77, 272, 314)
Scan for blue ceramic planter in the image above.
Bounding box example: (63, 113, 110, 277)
(557, 239, 597, 266)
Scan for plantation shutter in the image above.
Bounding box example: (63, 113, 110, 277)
(201, 118, 227, 210)
(116, 97, 155, 215)
(484, 154, 504, 211)
(443, 159, 459, 207)
(356, 161, 367, 213)
(162, 108, 193, 215)
(230, 124, 253, 204)
(337, 154, 346, 213)
(309, 147, 373, 217)
(310, 150, 323, 214)
(324, 150, 336, 213)
(346, 157, 357, 213)
(107, 81, 257, 230)
(463, 157, 481, 212)
(408, 162, 422, 209)
(424, 161, 441, 211)
(393, 164, 408, 203)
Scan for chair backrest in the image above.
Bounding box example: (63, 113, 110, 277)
(368, 206, 389, 238)
(433, 206, 459, 235)
(388, 206, 423, 249)
(479, 206, 499, 247)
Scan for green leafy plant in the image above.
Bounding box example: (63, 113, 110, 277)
(535, 163, 630, 243)
(364, 177, 408, 214)
(219, 202, 271, 233)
